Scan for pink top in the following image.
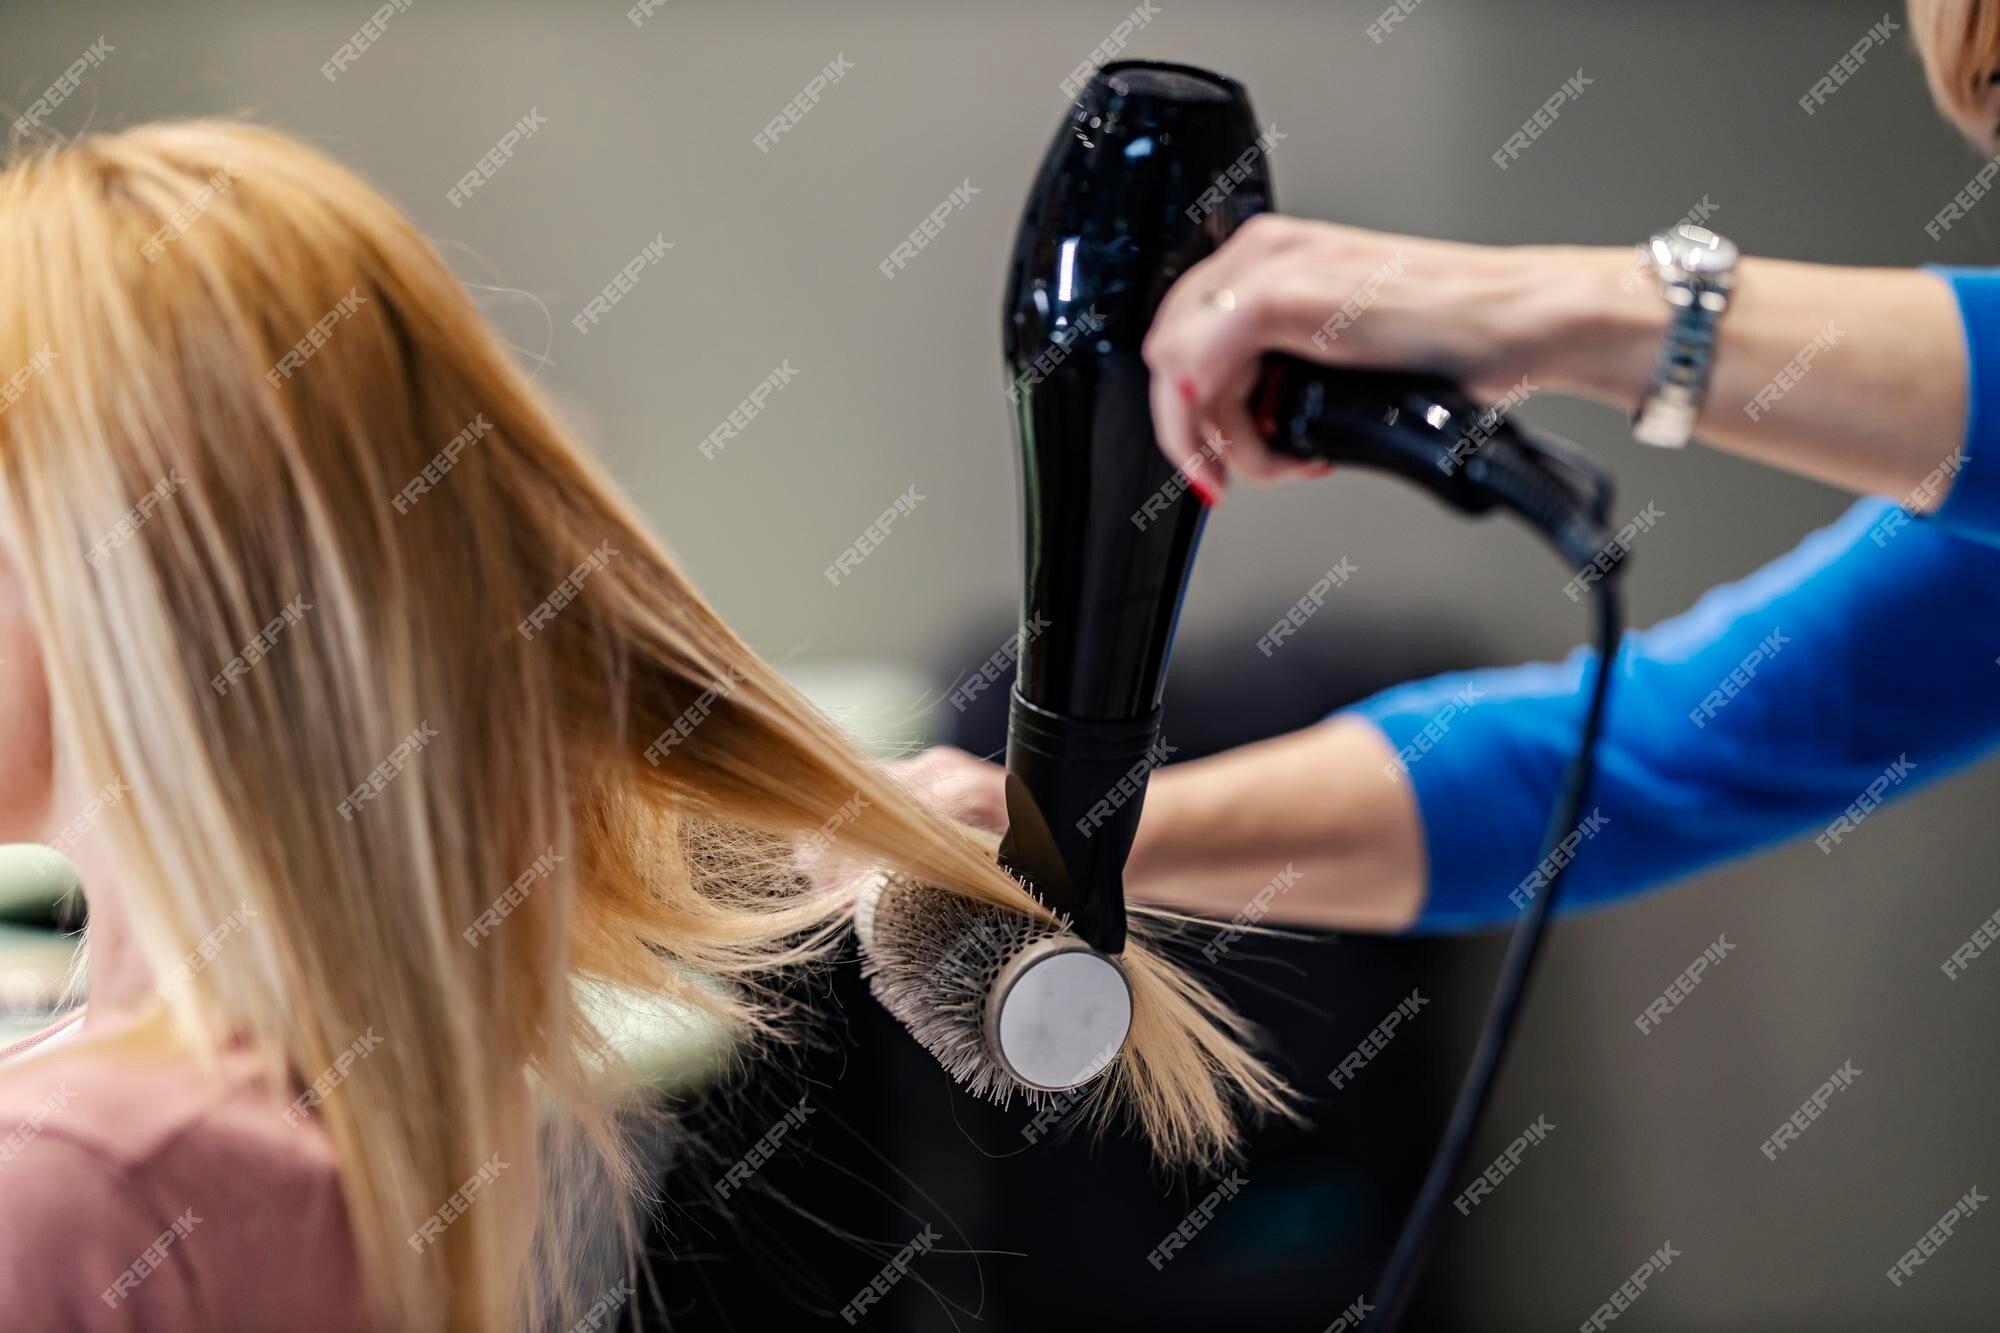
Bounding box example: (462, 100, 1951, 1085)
(0, 1012, 372, 1329)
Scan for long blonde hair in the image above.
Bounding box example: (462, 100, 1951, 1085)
(1910, 0, 2000, 144)
(0, 121, 1290, 1330)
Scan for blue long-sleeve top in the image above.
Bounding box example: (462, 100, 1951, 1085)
(1347, 267, 2000, 932)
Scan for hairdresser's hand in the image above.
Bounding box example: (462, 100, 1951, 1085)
(1143, 217, 1568, 496)
(889, 746, 1009, 835)
(806, 749, 1006, 895)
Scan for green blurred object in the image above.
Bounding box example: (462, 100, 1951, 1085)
(781, 660, 935, 759)
(0, 844, 77, 922)
(579, 978, 735, 1095)
(0, 922, 80, 1047)
(0, 846, 80, 1045)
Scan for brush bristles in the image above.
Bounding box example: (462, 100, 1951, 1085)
(856, 870, 1080, 1107)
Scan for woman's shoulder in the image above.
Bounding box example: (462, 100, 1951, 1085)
(0, 1014, 345, 1190)
(0, 1016, 368, 1329)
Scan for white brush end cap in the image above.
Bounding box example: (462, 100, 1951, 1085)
(984, 938, 1131, 1092)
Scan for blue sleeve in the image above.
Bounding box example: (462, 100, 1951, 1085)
(1347, 498, 2000, 933)
(1928, 267, 2000, 544)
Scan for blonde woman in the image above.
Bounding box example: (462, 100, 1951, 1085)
(0, 122, 1287, 1330)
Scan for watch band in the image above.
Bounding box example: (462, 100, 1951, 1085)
(1632, 297, 1718, 448)
(1632, 226, 1736, 449)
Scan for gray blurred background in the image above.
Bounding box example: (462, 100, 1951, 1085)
(7, 1, 1998, 1328)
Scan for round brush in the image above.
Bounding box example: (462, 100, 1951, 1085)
(854, 869, 1131, 1098)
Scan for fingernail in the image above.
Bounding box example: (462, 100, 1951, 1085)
(1177, 376, 1200, 406)
(1189, 474, 1224, 507)
(1253, 368, 1283, 438)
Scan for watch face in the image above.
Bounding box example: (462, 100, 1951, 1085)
(1667, 224, 1737, 277)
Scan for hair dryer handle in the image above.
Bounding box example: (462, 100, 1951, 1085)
(1253, 356, 1502, 516)
(1254, 354, 1620, 570)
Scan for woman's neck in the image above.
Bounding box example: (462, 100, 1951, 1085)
(67, 844, 160, 1026)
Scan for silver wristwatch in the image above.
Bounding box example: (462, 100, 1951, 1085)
(1632, 224, 1739, 448)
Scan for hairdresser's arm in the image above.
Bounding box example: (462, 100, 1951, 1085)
(1143, 220, 1988, 526)
(892, 726, 1425, 932)
(1121, 716, 1426, 931)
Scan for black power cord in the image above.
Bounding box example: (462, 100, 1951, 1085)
(1261, 368, 1632, 1329)
(1366, 570, 1623, 1331)
(1368, 430, 1632, 1320)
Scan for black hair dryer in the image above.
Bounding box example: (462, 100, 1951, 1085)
(993, 61, 1623, 1332)
(995, 61, 1610, 954)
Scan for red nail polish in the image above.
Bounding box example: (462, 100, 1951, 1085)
(1188, 475, 1220, 507)
(1177, 376, 1200, 406)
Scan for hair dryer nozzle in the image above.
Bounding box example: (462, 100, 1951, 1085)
(996, 692, 1167, 954)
